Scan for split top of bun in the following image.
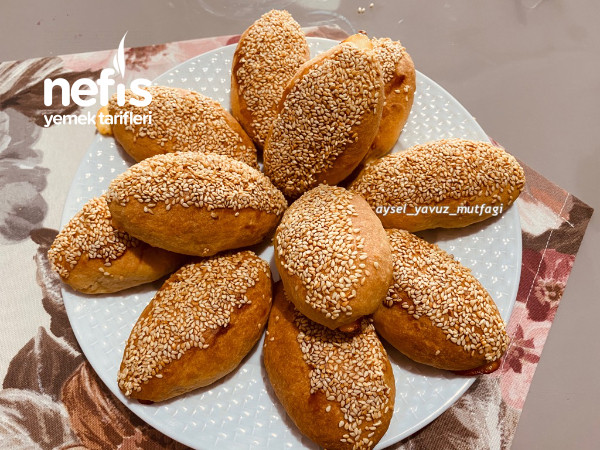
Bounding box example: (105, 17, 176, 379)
(385, 229, 509, 363)
(350, 138, 525, 209)
(295, 312, 392, 444)
(108, 85, 257, 167)
(264, 38, 383, 198)
(118, 251, 271, 397)
(275, 185, 391, 327)
(106, 152, 287, 216)
(371, 37, 411, 85)
(265, 285, 394, 449)
(48, 195, 138, 279)
(232, 9, 309, 147)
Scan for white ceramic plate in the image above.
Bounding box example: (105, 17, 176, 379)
(62, 38, 522, 449)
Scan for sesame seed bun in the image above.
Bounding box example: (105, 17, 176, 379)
(274, 185, 393, 330)
(363, 37, 416, 163)
(263, 282, 395, 450)
(349, 138, 526, 231)
(48, 196, 185, 294)
(106, 152, 287, 257)
(231, 10, 310, 149)
(106, 86, 258, 168)
(263, 34, 385, 198)
(373, 229, 509, 372)
(118, 251, 272, 402)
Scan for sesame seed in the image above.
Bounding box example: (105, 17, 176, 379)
(264, 42, 383, 198)
(350, 138, 525, 213)
(383, 229, 509, 362)
(371, 37, 408, 85)
(233, 10, 309, 147)
(109, 86, 257, 168)
(293, 301, 391, 448)
(118, 251, 270, 396)
(48, 195, 139, 279)
(275, 186, 366, 318)
(106, 152, 287, 216)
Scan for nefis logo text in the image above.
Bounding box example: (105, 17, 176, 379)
(43, 33, 152, 108)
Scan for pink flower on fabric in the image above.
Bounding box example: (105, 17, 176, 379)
(498, 304, 549, 410)
(498, 247, 573, 410)
(503, 324, 540, 375)
(518, 248, 574, 322)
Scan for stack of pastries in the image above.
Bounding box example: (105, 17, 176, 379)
(49, 9, 525, 450)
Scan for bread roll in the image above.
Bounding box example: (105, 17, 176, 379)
(373, 229, 509, 372)
(231, 10, 309, 148)
(106, 152, 287, 256)
(118, 251, 272, 401)
(264, 282, 395, 450)
(263, 34, 384, 198)
(364, 37, 416, 162)
(104, 85, 258, 167)
(274, 185, 392, 330)
(349, 139, 525, 231)
(48, 196, 184, 294)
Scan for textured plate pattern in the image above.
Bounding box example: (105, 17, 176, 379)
(61, 38, 521, 449)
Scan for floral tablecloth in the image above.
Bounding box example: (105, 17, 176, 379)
(0, 28, 593, 449)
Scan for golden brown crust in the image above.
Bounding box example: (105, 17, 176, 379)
(264, 283, 394, 450)
(231, 10, 309, 149)
(372, 229, 509, 371)
(364, 38, 416, 162)
(62, 246, 184, 295)
(109, 201, 281, 257)
(119, 251, 272, 401)
(48, 196, 184, 294)
(349, 139, 526, 231)
(274, 186, 393, 330)
(263, 35, 384, 198)
(105, 152, 287, 256)
(107, 86, 258, 168)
